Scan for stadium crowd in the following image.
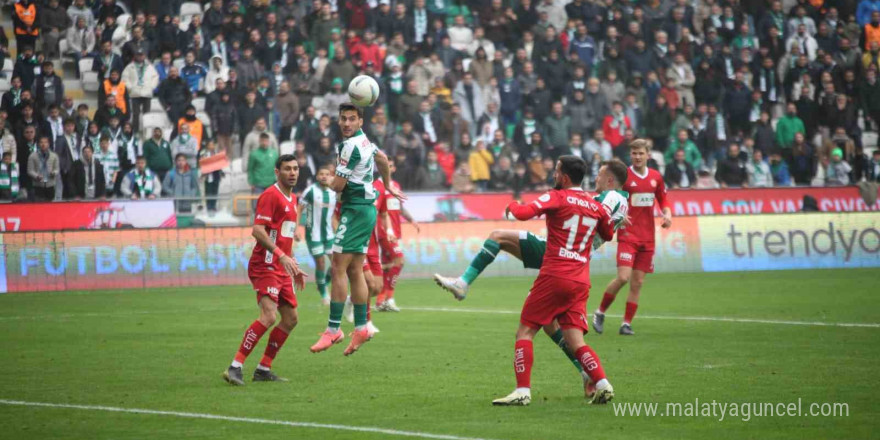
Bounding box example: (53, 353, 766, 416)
(3, 0, 880, 204)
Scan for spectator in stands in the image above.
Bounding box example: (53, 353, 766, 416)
(205, 56, 229, 95)
(1, 77, 24, 116)
(242, 117, 278, 167)
(67, 0, 95, 28)
(747, 149, 773, 187)
(247, 132, 279, 195)
(584, 128, 612, 180)
(143, 127, 172, 182)
(468, 140, 493, 192)
(776, 102, 806, 158)
(12, 0, 39, 55)
(27, 136, 59, 201)
(54, 118, 80, 199)
(34, 61, 63, 114)
(644, 95, 673, 153)
(121, 25, 151, 66)
(120, 155, 161, 199)
(751, 111, 776, 155)
(665, 148, 698, 189)
(0, 151, 20, 201)
(181, 51, 207, 96)
(97, 74, 129, 125)
(163, 153, 200, 213)
(451, 161, 474, 193)
(291, 58, 320, 109)
(210, 92, 237, 154)
(602, 101, 631, 154)
(665, 129, 702, 170)
(312, 136, 337, 171)
(122, 48, 159, 133)
(542, 102, 570, 160)
(171, 123, 199, 170)
(40, 105, 64, 148)
(389, 120, 426, 167)
(154, 52, 174, 83)
(0, 119, 15, 161)
(423, 149, 449, 190)
(199, 141, 223, 214)
(453, 72, 484, 137)
(177, 105, 204, 149)
(94, 40, 123, 81)
(789, 132, 815, 185)
(867, 150, 880, 182)
(825, 148, 853, 186)
(322, 78, 349, 117)
(157, 66, 191, 127)
(237, 90, 266, 142)
(769, 149, 792, 186)
(70, 144, 105, 199)
(716, 143, 749, 188)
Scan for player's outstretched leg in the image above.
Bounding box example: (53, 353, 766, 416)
(593, 266, 632, 334)
(563, 328, 614, 404)
(344, 255, 373, 356)
(311, 253, 351, 353)
(434, 230, 522, 300)
(253, 303, 297, 382)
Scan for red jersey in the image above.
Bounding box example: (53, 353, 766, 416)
(249, 184, 299, 277)
(508, 188, 614, 284)
(367, 180, 387, 257)
(378, 179, 403, 239)
(617, 166, 669, 244)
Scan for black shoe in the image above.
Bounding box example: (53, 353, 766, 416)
(253, 368, 289, 382)
(619, 323, 634, 335)
(592, 312, 605, 334)
(223, 366, 245, 386)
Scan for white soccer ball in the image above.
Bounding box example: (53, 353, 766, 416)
(348, 75, 380, 107)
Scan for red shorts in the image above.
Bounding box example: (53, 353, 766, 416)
(249, 272, 297, 307)
(362, 253, 383, 277)
(520, 275, 590, 334)
(617, 241, 655, 273)
(379, 236, 404, 262)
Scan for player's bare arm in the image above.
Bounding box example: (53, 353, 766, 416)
(329, 174, 348, 193)
(661, 207, 672, 229)
(401, 206, 420, 233)
(375, 150, 406, 201)
(380, 211, 396, 243)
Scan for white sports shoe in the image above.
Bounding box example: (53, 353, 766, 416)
(433, 274, 468, 301)
(589, 380, 615, 404)
(366, 320, 380, 337)
(492, 389, 531, 406)
(384, 298, 401, 312)
(344, 297, 354, 323)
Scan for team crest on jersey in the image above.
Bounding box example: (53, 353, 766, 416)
(341, 216, 348, 223)
(285, 206, 290, 212)
(650, 179, 657, 188)
(538, 193, 551, 202)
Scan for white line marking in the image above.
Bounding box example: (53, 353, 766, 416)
(0, 399, 502, 440)
(403, 307, 880, 329)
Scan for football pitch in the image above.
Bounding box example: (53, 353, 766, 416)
(1, 269, 877, 439)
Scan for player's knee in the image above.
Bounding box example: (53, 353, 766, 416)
(259, 313, 276, 328)
(281, 314, 298, 331)
(616, 272, 631, 284)
(488, 230, 504, 242)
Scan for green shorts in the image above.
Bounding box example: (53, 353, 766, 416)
(332, 204, 377, 254)
(519, 231, 546, 270)
(306, 235, 334, 257)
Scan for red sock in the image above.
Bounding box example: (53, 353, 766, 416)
(259, 327, 291, 369)
(598, 292, 616, 314)
(623, 301, 638, 324)
(233, 320, 268, 364)
(575, 345, 606, 383)
(514, 340, 534, 389)
(384, 265, 402, 299)
(376, 291, 386, 305)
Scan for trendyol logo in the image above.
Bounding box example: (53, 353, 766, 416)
(725, 223, 879, 262)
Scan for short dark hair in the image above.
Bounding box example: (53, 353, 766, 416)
(136, 155, 146, 161)
(175, 153, 187, 161)
(63, 118, 76, 126)
(601, 159, 629, 186)
(81, 145, 93, 153)
(2, 152, 11, 158)
(338, 103, 363, 118)
(557, 155, 587, 186)
(275, 153, 296, 169)
(259, 132, 270, 140)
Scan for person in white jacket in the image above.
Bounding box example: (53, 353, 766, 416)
(205, 55, 230, 94)
(66, 17, 96, 75)
(122, 48, 160, 133)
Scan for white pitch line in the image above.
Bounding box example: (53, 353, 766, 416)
(0, 399, 503, 440)
(403, 306, 880, 329)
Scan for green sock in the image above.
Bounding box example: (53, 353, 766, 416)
(354, 303, 368, 328)
(550, 329, 584, 373)
(461, 239, 501, 285)
(328, 301, 344, 330)
(325, 271, 332, 286)
(316, 269, 327, 297)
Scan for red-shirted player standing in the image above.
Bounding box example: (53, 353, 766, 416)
(224, 154, 307, 385)
(345, 178, 386, 334)
(376, 162, 419, 312)
(593, 139, 672, 336)
(492, 156, 616, 406)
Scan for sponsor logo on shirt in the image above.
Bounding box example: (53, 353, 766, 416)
(256, 214, 272, 221)
(558, 247, 588, 263)
(631, 192, 655, 207)
(620, 252, 633, 262)
(566, 196, 599, 210)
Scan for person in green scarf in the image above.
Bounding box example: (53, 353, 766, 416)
(120, 156, 161, 199)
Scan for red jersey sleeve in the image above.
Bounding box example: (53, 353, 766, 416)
(655, 172, 670, 211)
(254, 191, 277, 227)
(507, 191, 559, 220)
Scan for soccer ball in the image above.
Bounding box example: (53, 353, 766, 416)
(348, 75, 380, 107)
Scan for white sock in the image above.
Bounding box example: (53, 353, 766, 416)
(596, 378, 610, 389)
(595, 310, 605, 316)
(230, 360, 243, 368)
(514, 387, 531, 396)
(326, 327, 340, 334)
(256, 364, 270, 372)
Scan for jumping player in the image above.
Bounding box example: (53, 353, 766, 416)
(376, 161, 420, 312)
(492, 155, 615, 406)
(593, 139, 672, 336)
(299, 164, 337, 305)
(223, 154, 307, 385)
(310, 103, 403, 356)
(434, 160, 628, 398)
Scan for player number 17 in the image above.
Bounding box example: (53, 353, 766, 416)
(562, 215, 597, 252)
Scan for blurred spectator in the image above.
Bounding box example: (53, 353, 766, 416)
(199, 141, 223, 214)
(0, 152, 20, 201)
(143, 127, 172, 181)
(247, 133, 278, 195)
(12, 0, 39, 55)
(602, 101, 631, 153)
(584, 128, 612, 179)
(664, 148, 698, 189)
(695, 168, 719, 189)
(312, 137, 337, 171)
(469, 140, 493, 192)
(176, 105, 204, 150)
(157, 67, 191, 126)
(322, 78, 349, 117)
(28, 136, 59, 201)
(747, 149, 773, 187)
(451, 161, 474, 193)
(644, 95, 673, 153)
(163, 154, 200, 213)
(70, 144, 105, 199)
(389, 120, 426, 167)
(789, 133, 815, 185)
(171, 123, 199, 169)
(490, 155, 515, 191)
(94, 40, 123, 82)
(121, 155, 161, 199)
(34, 62, 64, 114)
(205, 56, 229, 95)
(181, 51, 208, 95)
(122, 49, 159, 132)
(54, 118, 79, 200)
(769, 149, 792, 186)
(433, 142, 456, 186)
(716, 143, 749, 187)
(276, 82, 300, 142)
(825, 148, 853, 186)
(867, 150, 880, 182)
(665, 129, 702, 169)
(238, 91, 266, 142)
(453, 73, 485, 137)
(92, 135, 119, 197)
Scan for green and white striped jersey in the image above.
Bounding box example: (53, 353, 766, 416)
(593, 189, 629, 249)
(300, 182, 337, 243)
(336, 129, 377, 205)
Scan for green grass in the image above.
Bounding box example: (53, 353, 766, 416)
(1, 269, 878, 439)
